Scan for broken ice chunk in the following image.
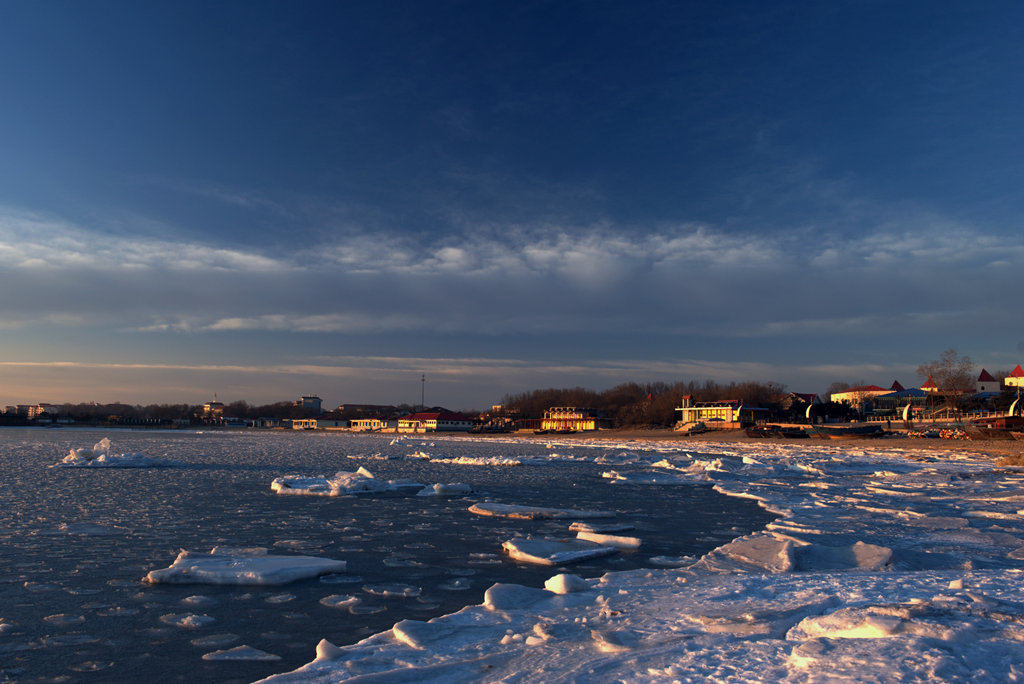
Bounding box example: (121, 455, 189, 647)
(502, 538, 619, 565)
(575, 531, 641, 549)
(143, 547, 346, 586)
(201, 645, 281, 661)
(416, 483, 475, 496)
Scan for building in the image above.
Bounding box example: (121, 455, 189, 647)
(291, 418, 348, 430)
(674, 396, 768, 429)
(203, 399, 225, 416)
(397, 411, 474, 433)
(1005, 365, 1024, 389)
(873, 387, 929, 413)
(539, 407, 608, 432)
(296, 396, 323, 413)
(976, 369, 1000, 394)
(350, 418, 391, 432)
(16, 404, 50, 419)
(829, 385, 891, 405)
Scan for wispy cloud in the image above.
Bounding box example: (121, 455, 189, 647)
(203, 313, 435, 334)
(4, 203, 1024, 348)
(0, 206, 289, 272)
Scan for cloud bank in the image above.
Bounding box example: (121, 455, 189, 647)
(1, 200, 1019, 406)
(2, 204, 1018, 341)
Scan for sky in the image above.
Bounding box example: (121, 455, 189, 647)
(1, 1, 1023, 410)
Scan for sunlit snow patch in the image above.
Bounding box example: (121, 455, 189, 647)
(143, 547, 346, 586)
(53, 438, 182, 468)
(576, 530, 641, 549)
(429, 456, 529, 466)
(270, 467, 423, 496)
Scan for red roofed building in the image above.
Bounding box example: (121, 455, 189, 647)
(976, 369, 999, 393)
(397, 410, 474, 433)
(1005, 365, 1024, 390)
(921, 376, 939, 393)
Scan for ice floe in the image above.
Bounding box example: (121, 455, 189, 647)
(501, 537, 619, 565)
(415, 483, 475, 496)
(143, 547, 346, 586)
(270, 467, 423, 496)
(202, 645, 281, 661)
(575, 530, 641, 549)
(468, 502, 615, 519)
(601, 469, 695, 485)
(53, 437, 182, 468)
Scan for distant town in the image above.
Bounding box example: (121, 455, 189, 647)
(6, 354, 1024, 435)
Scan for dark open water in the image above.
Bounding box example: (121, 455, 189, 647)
(0, 429, 775, 683)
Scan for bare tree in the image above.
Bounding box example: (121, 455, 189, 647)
(917, 349, 974, 410)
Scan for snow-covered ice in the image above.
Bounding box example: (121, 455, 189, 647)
(575, 529, 642, 549)
(202, 645, 282, 661)
(501, 537, 620, 565)
(260, 436, 1024, 683)
(143, 547, 347, 586)
(416, 483, 475, 497)
(271, 467, 424, 496)
(53, 437, 182, 467)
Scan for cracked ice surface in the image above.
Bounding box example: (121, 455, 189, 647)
(262, 436, 1024, 683)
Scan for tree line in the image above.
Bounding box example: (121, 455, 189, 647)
(500, 380, 789, 427)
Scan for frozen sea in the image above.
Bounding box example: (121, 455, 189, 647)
(0, 428, 774, 683)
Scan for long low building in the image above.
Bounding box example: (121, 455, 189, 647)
(349, 418, 393, 432)
(397, 411, 474, 433)
(291, 418, 349, 430)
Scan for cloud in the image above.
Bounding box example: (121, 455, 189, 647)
(3, 203, 1024, 348)
(203, 313, 435, 334)
(0, 206, 289, 272)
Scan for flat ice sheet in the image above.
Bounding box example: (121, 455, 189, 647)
(468, 502, 615, 519)
(143, 547, 347, 586)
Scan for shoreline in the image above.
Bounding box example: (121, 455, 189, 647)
(511, 426, 1024, 460)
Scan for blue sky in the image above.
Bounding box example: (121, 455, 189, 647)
(2, 1, 1023, 410)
